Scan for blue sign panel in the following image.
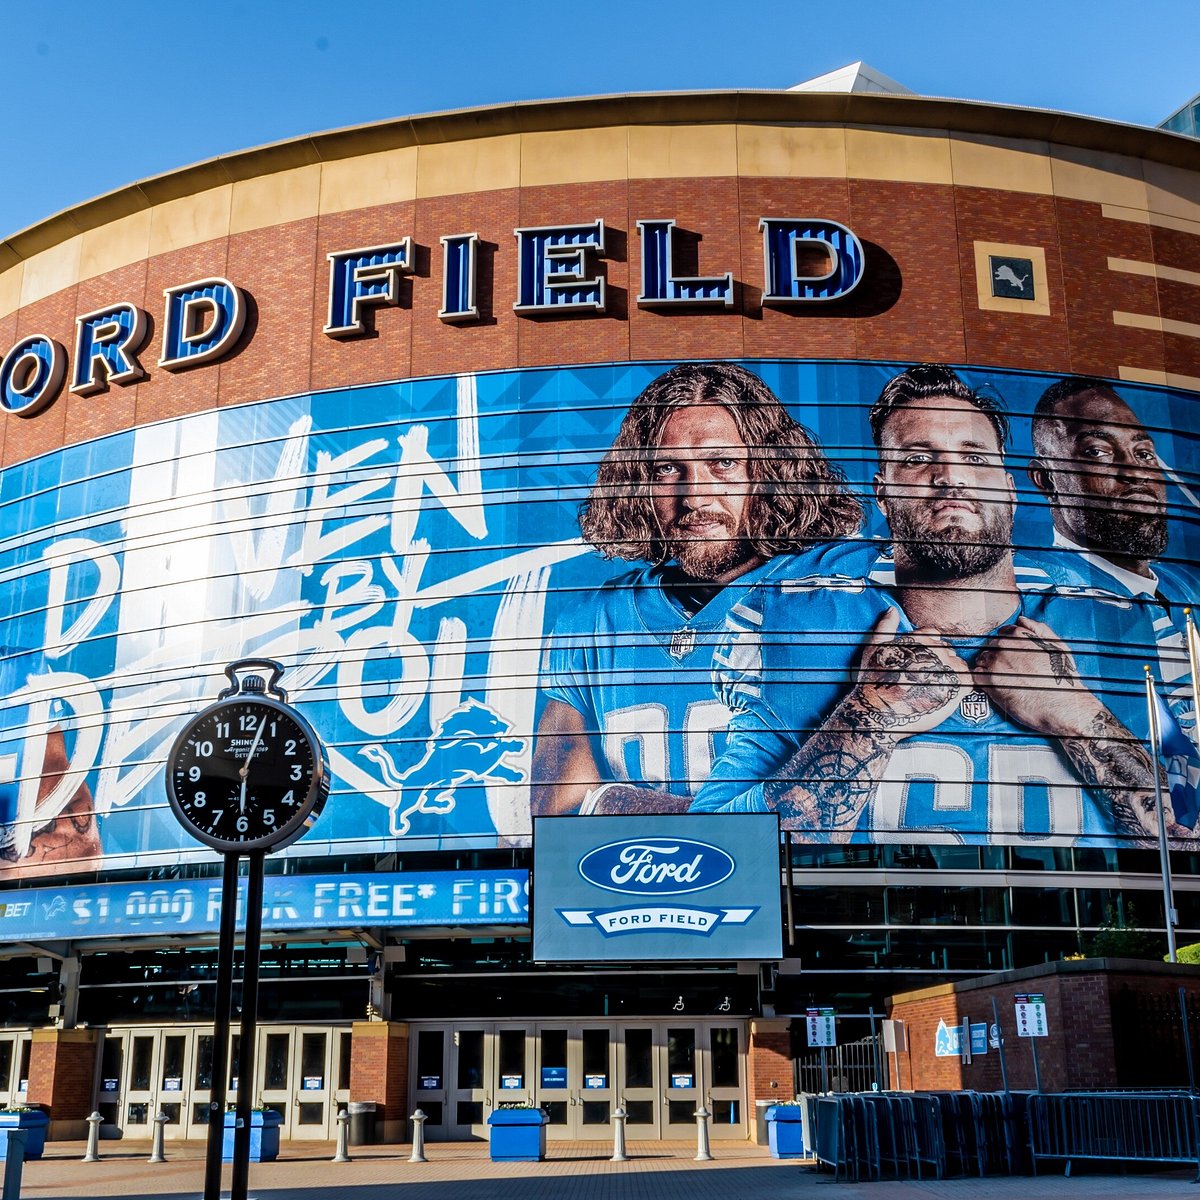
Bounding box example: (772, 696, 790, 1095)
(531, 814, 781, 962)
(540, 1066, 568, 1089)
(0, 869, 528, 943)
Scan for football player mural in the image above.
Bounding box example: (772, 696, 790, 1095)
(1, 359, 1198, 876)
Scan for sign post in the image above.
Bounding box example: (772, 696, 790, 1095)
(806, 1007, 836, 1093)
(1014, 993, 1048, 1092)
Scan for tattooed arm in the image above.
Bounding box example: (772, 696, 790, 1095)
(974, 615, 1173, 844)
(765, 608, 970, 839)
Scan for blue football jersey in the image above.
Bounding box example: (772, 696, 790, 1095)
(1020, 547, 1199, 725)
(541, 558, 790, 798)
(694, 542, 1159, 846)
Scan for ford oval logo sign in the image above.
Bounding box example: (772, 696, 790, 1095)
(578, 838, 735, 896)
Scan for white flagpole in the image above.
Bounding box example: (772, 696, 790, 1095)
(1145, 666, 1178, 963)
(1184, 607, 1200, 751)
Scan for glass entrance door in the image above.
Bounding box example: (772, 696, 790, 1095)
(0, 1031, 28, 1112)
(410, 1020, 747, 1142)
(256, 1025, 340, 1140)
(101, 1027, 205, 1140)
(534, 1025, 617, 1140)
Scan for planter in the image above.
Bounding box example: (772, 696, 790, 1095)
(0, 1110, 50, 1161)
(765, 1105, 806, 1158)
(221, 1108, 283, 1162)
(487, 1108, 548, 1162)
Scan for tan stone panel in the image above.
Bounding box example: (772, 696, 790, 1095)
(1049, 146, 1148, 209)
(319, 146, 419, 213)
(1108, 257, 1200, 288)
(1101, 206, 1200, 236)
(735, 124, 847, 179)
(79, 210, 152, 284)
(230, 164, 322, 234)
(844, 127, 952, 184)
(1143, 161, 1200, 225)
(19, 236, 83, 308)
(520, 126, 628, 186)
(949, 135, 1053, 194)
(0, 264, 22, 319)
(1119, 365, 1200, 392)
(416, 135, 520, 198)
(627, 124, 738, 179)
(1114, 310, 1200, 339)
(148, 185, 233, 256)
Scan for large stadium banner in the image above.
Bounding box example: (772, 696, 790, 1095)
(2, 360, 1198, 877)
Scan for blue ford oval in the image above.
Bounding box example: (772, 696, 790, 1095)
(578, 838, 735, 896)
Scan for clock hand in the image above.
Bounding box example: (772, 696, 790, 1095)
(238, 715, 269, 812)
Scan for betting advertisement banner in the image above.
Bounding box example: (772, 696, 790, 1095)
(1, 359, 1198, 878)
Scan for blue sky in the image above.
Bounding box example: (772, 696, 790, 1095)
(1, 0, 1196, 241)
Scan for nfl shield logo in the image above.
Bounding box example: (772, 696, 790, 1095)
(959, 690, 991, 725)
(670, 628, 696, 660)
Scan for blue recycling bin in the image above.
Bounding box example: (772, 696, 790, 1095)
(765, 1105, 806, 1158)
(222, 1108, 283, 1162)
(0, 1110, 48, 1161)
(487, 1108, 548, 1161)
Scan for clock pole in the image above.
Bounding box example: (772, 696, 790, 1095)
(202, 850, 241, 1200)
(230, 851, 265, 1200)
(166, 659, 329, 1200)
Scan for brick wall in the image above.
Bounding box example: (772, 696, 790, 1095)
(26, 1026, 98, 1138)
(887, 958, 1200, 1093)
(5, 166, 1199, 467)
(349, 1020, 409, 1142)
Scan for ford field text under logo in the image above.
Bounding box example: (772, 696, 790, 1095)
(578, 839, 734, 896)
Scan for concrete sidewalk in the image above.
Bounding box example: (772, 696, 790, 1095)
(9, 1139, 1194, 1199)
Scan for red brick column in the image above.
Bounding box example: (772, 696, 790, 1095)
(26, 1027, 98, 1139)
(349, 1021, 409, 1143)
(748, 1019, 793, 1142)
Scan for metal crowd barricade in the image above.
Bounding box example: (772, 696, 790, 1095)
(1028, 1091, 1200, 1179)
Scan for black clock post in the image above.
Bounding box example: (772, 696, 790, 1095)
(165, 659, 329, 1200)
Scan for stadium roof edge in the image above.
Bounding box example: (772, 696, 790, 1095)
(2, 88, 1198, 265)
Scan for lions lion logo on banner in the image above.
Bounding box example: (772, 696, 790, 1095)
(362, 700, 526, 836)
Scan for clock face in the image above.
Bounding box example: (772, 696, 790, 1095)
(166, 696, 328, 853)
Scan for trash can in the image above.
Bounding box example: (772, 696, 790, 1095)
(755, 1100, 772, 1145)
(348, 1101, 376, 1146)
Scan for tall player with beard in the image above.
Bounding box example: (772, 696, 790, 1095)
(1028, 378, 1199, 724)
(695, 364, 1179, 846)
(531, 362, 863, 815)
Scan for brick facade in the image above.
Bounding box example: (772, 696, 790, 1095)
(26, 1027, 98, 1138)
(348, 1020, 410, 1142)
(886, 958, 1200, 1093)
(3, 130, 1199, 467)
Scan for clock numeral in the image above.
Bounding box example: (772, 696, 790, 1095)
(188, 765, 201, 782)
(290, 764, 303, 781)
(263, 810, 275, 826)
(195, 740, 214, 758)
(284, 739, 296, 756)
(281, 790, 295, 806)
(239, 713, 258, 732)
(211, 809, 224, 824)
(192, 791, 207, 808)
(236, 816, 249, 833)
(216, 721, 230, 739)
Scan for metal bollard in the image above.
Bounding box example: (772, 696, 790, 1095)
(409, 1108, 428, 1163)
(332, 1108, 351, 1163)
(610, 1106, 628, 1162)
(693, 1105, 713, 1162)
(82, 1110, 104, 1162)
(2, 1129, 28, 1200)
(148, 1110, 169, 1163)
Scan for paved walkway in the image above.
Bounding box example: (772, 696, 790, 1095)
(8, 1139, 1194, 1200)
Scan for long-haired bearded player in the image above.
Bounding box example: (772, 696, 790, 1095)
(531, 362, 862, 816)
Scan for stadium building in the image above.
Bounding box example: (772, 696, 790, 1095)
(2, 65, 1200, 1144)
